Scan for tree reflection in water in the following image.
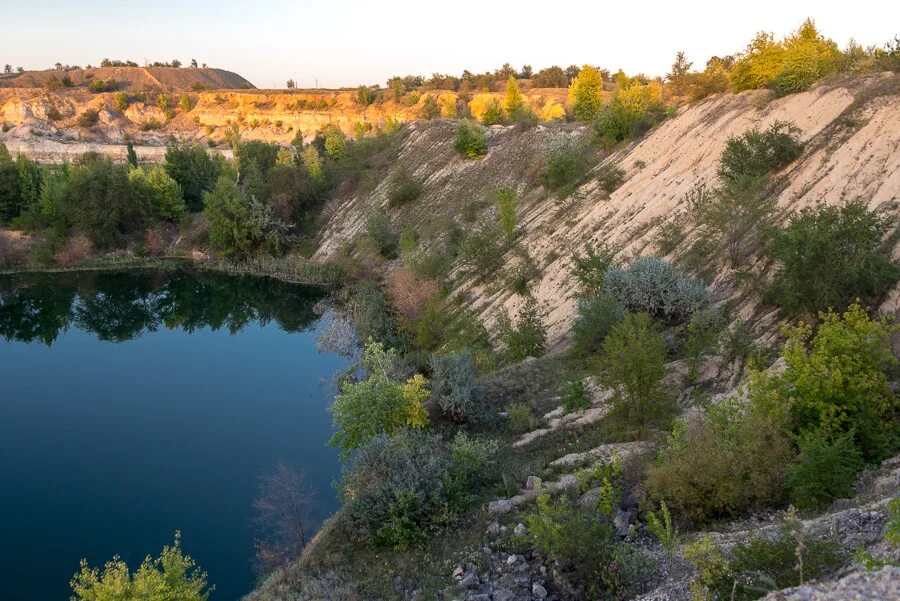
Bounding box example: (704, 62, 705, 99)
(0, 269, 324, 345)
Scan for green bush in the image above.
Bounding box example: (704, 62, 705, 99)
(603, 256, 711, 323)
(767, 202, 899, 315)
(70, 533, 211, 601)
(203, 176, 253, 256)
(571, 242, 618, 297)
(718, 121, 803, 184)
(710, 525, 845, 600)
(497, 296, 547, 362)
(76, 108, 100, 128)
(539, 138, 590, 194)
(593, 96, 662, 148)
(481, 98, 505, 125)
(596, 163, 625, 197)
(684, 308, 724, 382)
(786, 429, 863, 511)
(342, 430, 455, 549)
(496, 186, 517, 241)
(387, 166, 423, 206)
(598, 312, 670, 433)
(430, 350, 480, 422)
(342, 429, 491, 549)
(646, 399, 792, 525)
(506, 402, 535, 433)
(329, 341, 429, 458)
(562, 379, 590, 413)
(526, 493, 650, 599)
(364, 206, 397, 257)
(572, 293, 625, 356)
(128, 165, 186, 222)
(458, 223, 504, 280)
(453, 122, 487, 158)
(761, 302, 898, 462)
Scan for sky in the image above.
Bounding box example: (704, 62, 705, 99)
(3, 1, 899, 89)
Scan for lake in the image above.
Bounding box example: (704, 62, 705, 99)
(0, 269, 349, 601)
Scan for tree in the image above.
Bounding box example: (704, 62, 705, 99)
(497, 296, 547, 362)
(357, 85, 374, 106)
(322, 124, 346, 158)
(286, 79, 296, 89)
(598, 312, 669, 432)
(329, 341, 430, 458)
(503, 75, 526, 120)
(190, 58, 198, 68)
(3, 64, 10, 74)
(453, 121, 487, 158)
(70, 532, 211, 601)
(667, 51, 693, 95)
(125, 141, 138, 167)
(252, 463, 317, 569)
(568, 65, 605, 121)
(164, 143, 220, 212)
(129, 165, 186, 222)
(533, 66, 567, 88)
(768, 202, 899, 314)
(66, 159, 149, 248)
(520, 65, 533, 78)
(203, 176, 253, 256)
(171, 59, 182, 68)
(0, 153, 22, 222)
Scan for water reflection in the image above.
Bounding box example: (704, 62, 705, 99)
(0, 269, 323, 345)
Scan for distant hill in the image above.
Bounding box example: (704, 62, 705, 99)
(0, 67, 255, 91)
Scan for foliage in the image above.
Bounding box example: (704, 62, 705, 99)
(236, 140, 280, 178)
(684, 536, 728, 601)
(77, 108, 100, 127)
(506, 402, 535, 433)
(387, 166, 423, 207)
(571, 242, 618, 298)
(453, 122, 487, 159)
(322, 124, 347, 158)
(164, 143, 220, 212)
(526, 493, 650, 599)
(603, 256, 711, 323)
(64, 159, 150, 248)
(128, 165, 186, 222)
(598, 312, 669, 432)
(646, 398, 792, 525)
(203, 176, 253, 257)
(572, 293, 625, 356)
(330, 341, 429, 458)
(786, 429, 863, 510)
(342, 429, 481, 549)
(496, 186, 517, 241)
(706, 523, 846, 601)
(458, 223, 504, 280)
(718, 121, 803, 184)
(646, 501, 680, 552)
(430, 350, 480, 423)
(762, 303, 899, 461)
(562, 378, 590, 413)
(0, 154, 23, 222)
(596, 163, 625, 196)
(684, 308, 723, 382)
(730, 19, 842, 96)
(568, 65, 605, 121)
(364, 205, 397, 257)
(593, 82, 665, 147)
(480, 98, 505, 125)
(497, 296, 547, 362)
(70, 532, 211, 601)
(539, 137, 590, 194)
(767, 202, 899, 314)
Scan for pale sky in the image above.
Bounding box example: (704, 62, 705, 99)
(3, 1, 898, 89)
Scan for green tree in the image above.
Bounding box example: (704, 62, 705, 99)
(768, 202, 899, 314)
(300, 146, 323, 181)
(66, 159, 149, 248)
(497, 296, 547, 362)
(125, 141, 138, 168)
(322, 124, 346, 158)
(0, 155, 22, 222)
(496, 186, 517, 241)
(128, 165, 186, 222)
(163, 144, 220, 212)
(453, 122, 487, 158)
(568, 65, 605, 121)
(203, 176, 253, 257)
(70, 532, 211, 601)
(329, 341, 430, 458)
(598, 312, 669, 432)
(16, 155, 42, 214)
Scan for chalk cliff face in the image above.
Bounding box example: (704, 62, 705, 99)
(0, 85, 568, 162)
(309, 73, 900, 349)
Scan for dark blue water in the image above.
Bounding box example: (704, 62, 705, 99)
(0, 269, 348, 601)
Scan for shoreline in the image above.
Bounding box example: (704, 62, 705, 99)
(0, 255, 346, 289)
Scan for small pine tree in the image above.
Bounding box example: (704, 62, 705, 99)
(504, 75, 525, 118)
(569, 65, 605, 121)
(496, 186, 517, 241)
